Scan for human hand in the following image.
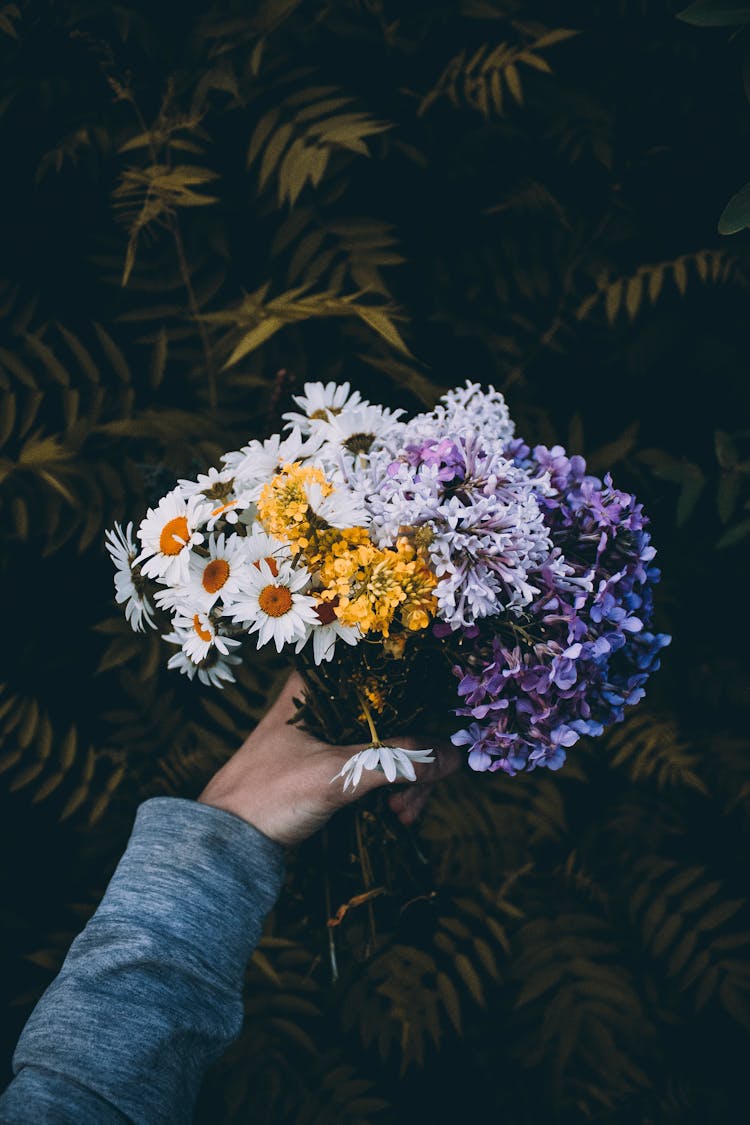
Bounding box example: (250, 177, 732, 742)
(197, 672, 460, 847)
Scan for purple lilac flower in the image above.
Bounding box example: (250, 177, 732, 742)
(450, 441, 670, 775)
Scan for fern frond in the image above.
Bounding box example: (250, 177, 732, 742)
(511, 911, 654, 1109)
(0, 3, 20, 39)
(342, 888, 510, 1073)
(418, 29, 578, 118)
(575, 249, 736, 324)
(629, 858, 750, 1025)
(272, 209, 405, 297)
(200, 283, 412, 368)
(247, 86, 392, 206)
(0, 687, 125, 827)
(604, 711, 708, 794)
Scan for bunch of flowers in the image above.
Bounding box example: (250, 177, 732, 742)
(106, 381, 670, 788)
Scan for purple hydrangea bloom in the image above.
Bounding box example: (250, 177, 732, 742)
(449, 442, 670, 775)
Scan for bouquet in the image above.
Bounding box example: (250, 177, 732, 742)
(105, 381, 670, 790)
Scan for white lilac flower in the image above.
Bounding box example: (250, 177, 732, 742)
(175, 533, 253, 612)
(315, 403, 405, 467)
(163, 632, 241, 688)
(295, 598, 360, 664)
(364, 439, 556, 629)
(228, 558, 319, 652)
(104, 521, 156, 632)
(136, 489, 209, 585)
(399, 381, 515, 451)
(221, 428, 322, 497)
(282, 380, 365, 434)
(168, 609, 242, 664)
(332, 744, 436, 790)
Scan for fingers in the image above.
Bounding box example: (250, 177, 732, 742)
(388, 782, 433, 825)
(413, 742, 462, 784)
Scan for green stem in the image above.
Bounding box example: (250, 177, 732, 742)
(357, 691, 381, 747)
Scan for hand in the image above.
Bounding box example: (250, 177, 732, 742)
(197, 671, 460, 846)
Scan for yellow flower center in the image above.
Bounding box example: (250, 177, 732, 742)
(202, 559, 230, 594)
(193, 614, 213, 643)
(258, 584, 293, 617)
(159, 516, 189, 556)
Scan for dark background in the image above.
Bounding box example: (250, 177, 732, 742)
(1, 1, 750, 1121)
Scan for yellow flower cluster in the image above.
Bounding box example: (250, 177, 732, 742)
(257, 462, 330, 551)
(319, 537, 437, 638)
(258, 462, 438, 639)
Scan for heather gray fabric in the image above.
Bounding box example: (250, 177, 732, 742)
(0, 797, 286, 1124)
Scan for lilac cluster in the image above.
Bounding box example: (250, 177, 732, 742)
(362, 390, 565, 630)
(450, 441, 671, 774)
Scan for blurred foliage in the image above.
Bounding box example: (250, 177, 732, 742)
(1, 0, 750, 1121)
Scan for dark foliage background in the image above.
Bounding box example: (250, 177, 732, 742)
(1, 0, 750, 1120)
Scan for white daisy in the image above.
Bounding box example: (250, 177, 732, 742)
(295, 597, 361, 664)
(168, 611, 243, 664)
(104, 521, 156, 632)
(136, 489, 209, 585)
(239, 527, 292, 574)
(221, 428, 322, 497)
(332, 744, 436, 791)
(179, 533, 253, 612)
(163, 632, 242, 688)
(302, 478, 369, 530)
(282, 380, 365, 433)
(176, 466, 250, 530)
(177, 465, 232, 500)
(316, 403, 405, 467)
(229, 559, 319, 653)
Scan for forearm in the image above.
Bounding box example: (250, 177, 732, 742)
(0, 797, 285, 1125)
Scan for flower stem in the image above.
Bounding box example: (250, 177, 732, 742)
(322, 827, 339, 983)
(357, 691, 381, 747)
(354, 809, 377, 955)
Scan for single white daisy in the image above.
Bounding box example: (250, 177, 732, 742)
(302, 477, 369, 530)
(332, 744, 436, 790)
(136, 489, 209, 585)
(177, 465, 232, 500)
(316, 403, 405, 466)
(180, 533, 253, 612)
(163, 631, 242, 688)
(222, 427, 322, 497)
(104, 521, 156, 632)
(295, 597, 360, 664)
(168, 611, 243, 664)
(282, 380, 365, 433)
(229, 558, 319, 653)
(176, 466, 250, 530)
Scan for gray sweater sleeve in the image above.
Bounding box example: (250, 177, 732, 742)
(0, 796, 286, 1124)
